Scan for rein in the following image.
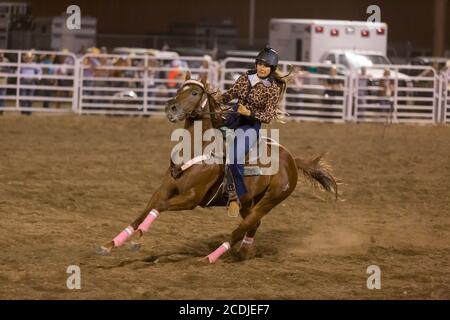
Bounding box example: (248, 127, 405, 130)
(180, 80, 239, 117)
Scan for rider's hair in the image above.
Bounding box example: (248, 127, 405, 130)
(272, 66, 295, 121)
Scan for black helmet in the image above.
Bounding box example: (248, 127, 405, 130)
(255, 46, 279, 68)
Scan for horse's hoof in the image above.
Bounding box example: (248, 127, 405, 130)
(197, 256, 211, 264)
(237, 245, 252, 260)
(129, 241, 142, 252)
(96, 245, 112, 256)
(236, 250, 247, 261)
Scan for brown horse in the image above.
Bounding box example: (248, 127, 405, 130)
(98, 73, 338, 263)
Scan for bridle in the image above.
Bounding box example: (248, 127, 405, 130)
(179, 80, 209, 118)
(177, 79, 237, 119)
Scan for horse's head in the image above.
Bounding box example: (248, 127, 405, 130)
(165, 72, 209, 123)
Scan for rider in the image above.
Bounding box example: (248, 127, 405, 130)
(214, 46, 291, 216)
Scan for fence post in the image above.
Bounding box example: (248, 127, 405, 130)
(15, 50, 21, 110)
(353, 72, 359, 122)
(78, 54, 85, 114)
(345, 72, 353, 121)
(393, 66, 398, 123)
(435, 72, 441, 124)
(72, 53, 80, 114)
(143, 54, 148, 115)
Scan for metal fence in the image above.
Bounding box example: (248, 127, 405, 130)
(352, 65, 440, 124)
(0, 49, 449, 125)
(0, 49, 78, 114)
(283, 61, 349, 123)
(78, 53, 218, 115)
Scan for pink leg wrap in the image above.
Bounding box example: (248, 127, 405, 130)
(207, 242, 231, 263)
(138, 209, 159, 233)
(239, 235, 254, 250)
(113, 226, 134, 247)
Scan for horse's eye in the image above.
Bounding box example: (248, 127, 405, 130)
(191, 91, 198, 96)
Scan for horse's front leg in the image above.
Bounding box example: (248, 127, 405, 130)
(97, 187, 203, 255)
(126, 188, 203, 251)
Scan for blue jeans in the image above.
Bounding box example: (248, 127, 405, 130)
(227, 117, 261, 199)
(0, 88, 5, 108)
(20, 88, 33, 115)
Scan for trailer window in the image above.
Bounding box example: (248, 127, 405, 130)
(343, 52, 391, 69)
(325, 54, 335, 64)
(367, 55, 390, 64)
(338, 55, 349, 68)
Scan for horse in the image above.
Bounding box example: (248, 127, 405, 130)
(97, 72, 338, 263)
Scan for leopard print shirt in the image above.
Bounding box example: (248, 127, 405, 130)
(218, 73, 281, 124)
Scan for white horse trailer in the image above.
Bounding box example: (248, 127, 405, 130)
(269, 19, 388, 62)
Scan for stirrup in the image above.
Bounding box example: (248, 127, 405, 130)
(227, 200, 240, 218)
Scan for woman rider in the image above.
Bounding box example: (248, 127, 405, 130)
(214, 46, 292, 216)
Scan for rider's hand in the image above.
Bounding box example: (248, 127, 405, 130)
(237, 103, 251, 116)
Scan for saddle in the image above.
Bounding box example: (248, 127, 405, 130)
(170, 127, 276, 178)
(169, 127, 279, 207)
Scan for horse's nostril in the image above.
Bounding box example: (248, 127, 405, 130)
(171, 105, 177, 112)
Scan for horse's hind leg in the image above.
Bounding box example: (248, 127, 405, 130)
(205, 197, 277, 263)
(205, 166, 297, 263)
(233, 204, 260, 259)
(237, 220, 261, 260)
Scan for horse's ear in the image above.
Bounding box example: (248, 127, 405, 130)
(185, 71, 191, 81)
(200, 73, 207, 85)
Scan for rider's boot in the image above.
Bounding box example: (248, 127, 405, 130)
(226, 179, 240, 217)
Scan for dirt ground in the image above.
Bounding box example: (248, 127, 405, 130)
(0, 113, 449, 300)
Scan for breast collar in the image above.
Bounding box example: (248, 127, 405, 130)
(248, 73, 272, 88)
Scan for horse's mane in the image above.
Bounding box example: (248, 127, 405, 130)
(204, 83, 230, 128)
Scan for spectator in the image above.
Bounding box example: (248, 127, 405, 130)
(291, 65, 309, 104)
(39, 54, 57, 108)
(445, 60, 450, 92)
(167, 59, 188, 90)
(93, 50, 111, 104)
(379, 68, 395, 122)
(380, 68, 394, 99)
(198, 55, 216, 82)
(445, 60, 450, 76)
(55, 49, 75, 109)
(18, 52, 42, 115)
(82, 49, 101, 103)
(112, 56, 134, 88)
(358, 66, 371, 106)
(145, 57, 159, 108)
(324, 65, 343, 105)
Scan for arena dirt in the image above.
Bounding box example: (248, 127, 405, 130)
(0, 114, 449, 299)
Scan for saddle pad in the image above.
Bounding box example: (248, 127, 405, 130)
(243, 166, 262, 176)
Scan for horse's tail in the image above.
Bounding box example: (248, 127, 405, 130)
(295, 154, 338, 200)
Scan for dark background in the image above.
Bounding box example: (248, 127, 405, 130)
(20, 0, 448, 50)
